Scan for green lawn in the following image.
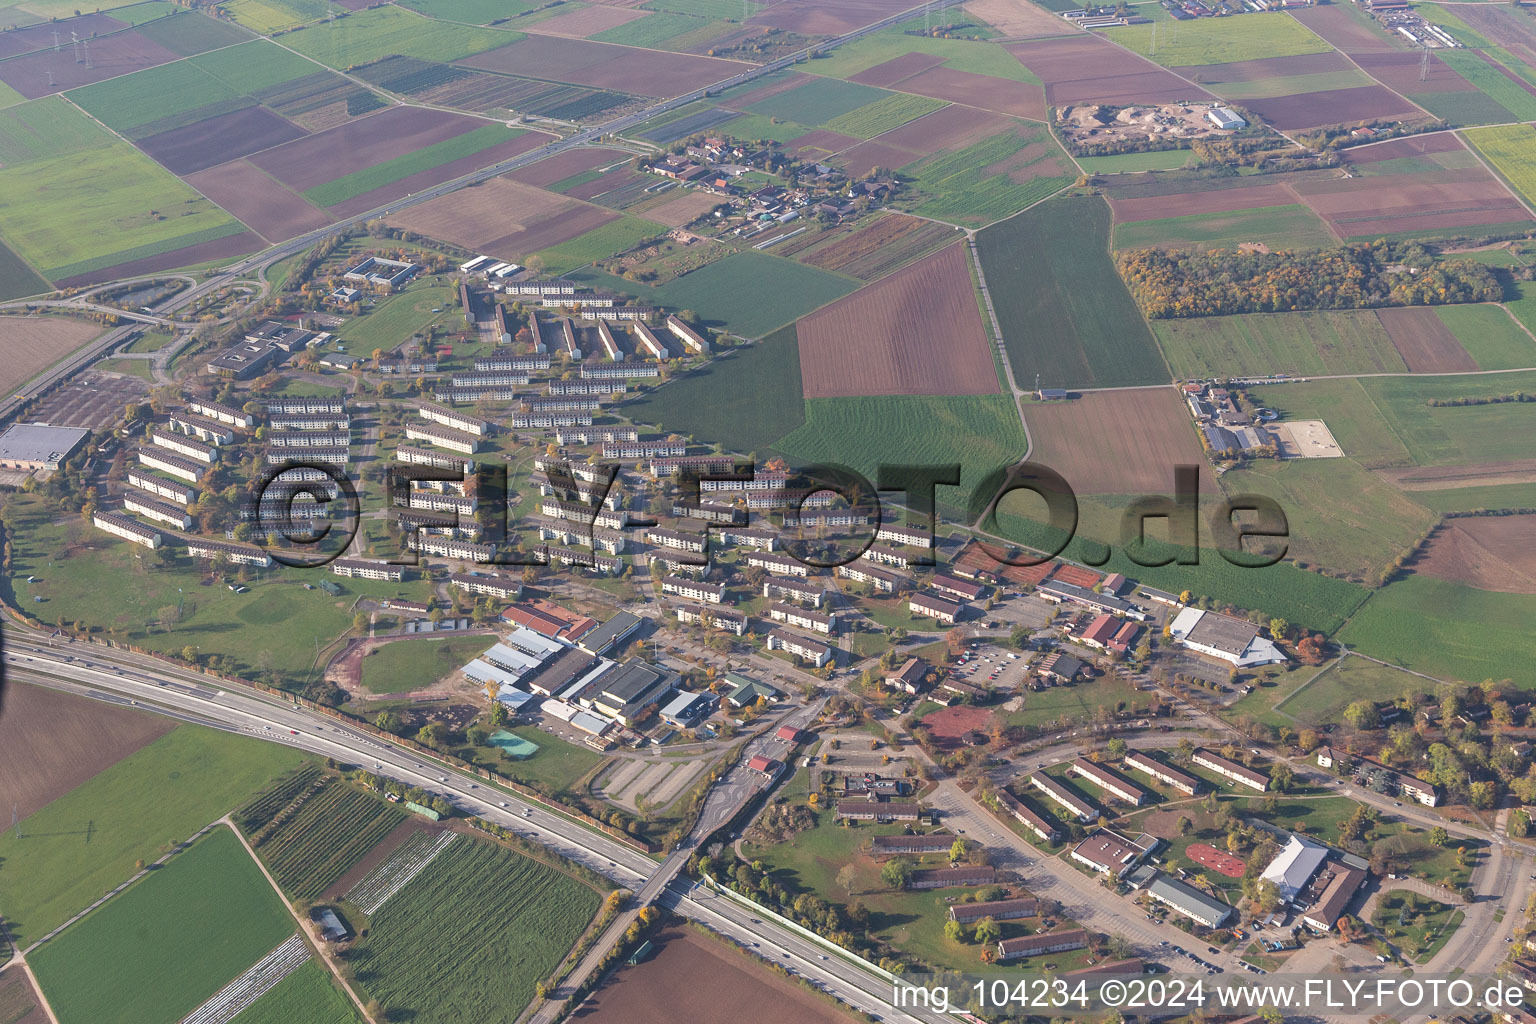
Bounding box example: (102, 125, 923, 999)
(304, 124, 527, 207)
(1361, 370, 1536, 466)
(1372, 890, 1462, 963)
(335, 284, 459, 351)
(29, 827, 296, 1024)
(360, 635, 495, 694)
(809, 27, 1041, 84)
(1101, 12, 1331, 67)
(1113, 204, 1336, 252)
(350, 836, 603, 1023)
(895, 122, 1074, 228)
(1151, 310, 1406, 379)
(532, 215, 665, 275)
(1262, 378, 1414, 469)
(1076, 149, 1194, 174)
(0, 728, 308, 944)
(235, 960, 366, 1024)
(772, 394, 1029, 519)
(824, 92, 947, 139)
(1339, 575, 1536, 684)
(1273, 653, 1434, 725)
(1000, 674, 1154, 730)
(280, 5, 515, 68)
(1434, 303, 1536, 370)
(716, 112, 815, 144)
(621, 322, 806, 455)
(572, 251, 860, 338)
(1439, 49, 1536, 123)
(978, 194, 1168, 389)
(743, 76, 888, 126)
(464, 724, 605, 797)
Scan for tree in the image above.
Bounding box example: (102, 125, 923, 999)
(1270, 764, 1293, 793)
(950, 838, 969, 863)
(943, 918, 965, 943)
(353, 611, 369, 631)
(973, 916, 1001, 945)
(1268, 618, 1288, 642)
(1343, 700, 1380, 731)
(880, 857, 912, 890)
(1176, 815, 1194, 837)
(181, 645, 197, 664)
(1428, 826, 1448, 848)
(837, 863, 858, 896)
(1298, 728, 1321, 753)
(374, 710, 403, 734)
(416, 722, 448, 747)
(1106, 738, 1128, 760)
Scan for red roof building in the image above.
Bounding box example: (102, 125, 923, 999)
(747, 754, 783, 776)
(775, 725, 805, 743)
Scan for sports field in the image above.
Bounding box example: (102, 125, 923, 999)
(350, 836, 603, 1024)
(360, 635, 495, 694)
(29, 827, 295, 1024)
(1151, 310, 1407, 378)
(0, 726, 309, 944)
(978, 195, 1167, 389)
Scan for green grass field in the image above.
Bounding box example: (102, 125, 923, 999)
(1409, 88, 1514, 128)
(67, 60, 239, 133)
(743, 76, 887, 126)
(1372, 890, 1461, 963)
(1001, 674, 1153, 729)
(135, 9, 253, 55)
(1413, 481, 1536, 514)
(1439, 49, 1536, 123)
(350, 836, 603, 1024)
(1113, 204, 1336, 252)
(190, 38, 330, 93)
(590, 11, 715, 48)
(1151, 310, 1407, 378)
(621, 323, 805, 454)
(335, 283, 458, 350)
(1075, 149, 1194, 174)
(1434, 303, 1536, 370)
(0, 237, 47, 301)
(398, 0, 537, 23)
(1214, 69, 1374, 101)
(572, 251, 860, 337)
(29, 827, 295, 1024)
(1361, 370, 1536, 466)
(809, 27, 1041, 84)
(0, 140, 243, 280)
(281, 6, 515, 68)
(1263, 378, 1414, 469)
(716, 111, 814, 144)
(823, 92, 946, 139)
(467, 724, 605, 796)
(978, 194, 1167, 389)
(1464, 124, 1536, 208)
(1341, 574, 1536, 683)
(531, 215, 664, 275)
(224, 0, 331, 33)
(1101, 12, 1331, 66)
(896, 123, 1074, 227)
(1273, 653, 1433, 725)
(0, 727, 308, 945)
(1216, 459, 1436, 583)
(236, 961, 365, 1024)
(0, 96, 114, 165)
(360, 635, 494, 694)
(304, 124, 526, 207)
(772, 394, 1029, 518)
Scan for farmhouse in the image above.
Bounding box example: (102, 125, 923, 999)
(1071, 829, 1155, 877)
(762, 577, 826, 607)
(949, 898, 1038, 925)
(765, 628, 831, 668)
(1169, 608, 1286, 667)
(93, 510, 162, 549)
(909, 591, 961, 624)
(1192, 748, 1268, 792)
(997, 929, 1088, 961)
(995, 791, 1062, 843)
(1070, 757, 1151, 806)
(661, 575, 725, 604)
(1030, 773, 1098, 822)
(1146, 874, 1235, 928)
(768, 602, 837, 635)
(1124, 751, 1201, 796)
(673, 603, 747, 635)
(884, 657, 929, 695)
(911, 866, 995, 890)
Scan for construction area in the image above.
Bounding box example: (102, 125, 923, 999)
(1056, 102, 1243, 147)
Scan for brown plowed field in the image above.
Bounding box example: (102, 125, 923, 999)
(966, 0, 1074, 38)
(1172, 50, 1352, 83)
(575, 925, 859, 1024)
(787, 129, 860, 157)
(386, 177, 612, 256)
(0, 681, 175, 820)
(796, 242, 999, 398)
(526, 4, 648, 37)
(569, 166, 647, 203)
(139, 105, 306, 176)
(1354, 51, 1473, 93)
(460, 36, 750, 96)
(896, 66, 1047, 120)
(1444, 4, 1536, 62)
(0, 965, 46, 1024)
(1108, 183, 1298, 224)
(0, 13, 126, 58)
(875, 102, 1013, 154)
(185, 160, 333, 243)
(0, 31, 181, 98)
(55, 230, 263, 288)
(1290, 4, 1404, 54)
(1380, 459, 1536, 490)
(1007, 35, 1215, 105)
(1376, 307, 1478, 373)
(249, 106, 480, 192)
(1344, 132, 1472, 164)
(799, 212, 956, 279)
(506, 147, 627, 188)
(329, 131, 549, 218)
(914, 704, 996, 752)
(642, 190, 722, 227)
(1413, 514, 1536, 592)
(720, 70, 813, 107)
(1024, 389, 1215, 495)
(0, 315, 102, 397)
(836, 139, 922, 178)
(1291, 170, 1530, 237)
(747, 0, 917, 35)
(848, 51, 946, 87)
(1243, 85, 1423, 131)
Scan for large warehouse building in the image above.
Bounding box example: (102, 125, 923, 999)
(0, 422, 90, 472)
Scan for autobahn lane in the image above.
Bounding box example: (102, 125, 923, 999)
(1, 638, 941, 1023)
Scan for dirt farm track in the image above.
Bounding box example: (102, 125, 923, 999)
(571, 925, 857, 1024)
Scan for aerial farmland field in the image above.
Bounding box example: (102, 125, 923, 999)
(281, 5, 515, 67)
(240, 773, 406, 899)
(1463, 123, 1536, 209)
(1151, 310, 1408, 379)
(1102, 13, 1332, 67)
(350, 836, 604, 1024)
(29, 826, 296, 1024)
(233, 960, 365, 1024)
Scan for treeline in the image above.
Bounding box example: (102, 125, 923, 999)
(1116, 240, 1501, 318)
(1425, 392, 1534, 406)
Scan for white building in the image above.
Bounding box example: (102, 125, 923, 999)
(1168, 607, 1287, 667)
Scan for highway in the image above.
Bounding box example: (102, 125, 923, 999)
(0, 627, 943, 1023)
